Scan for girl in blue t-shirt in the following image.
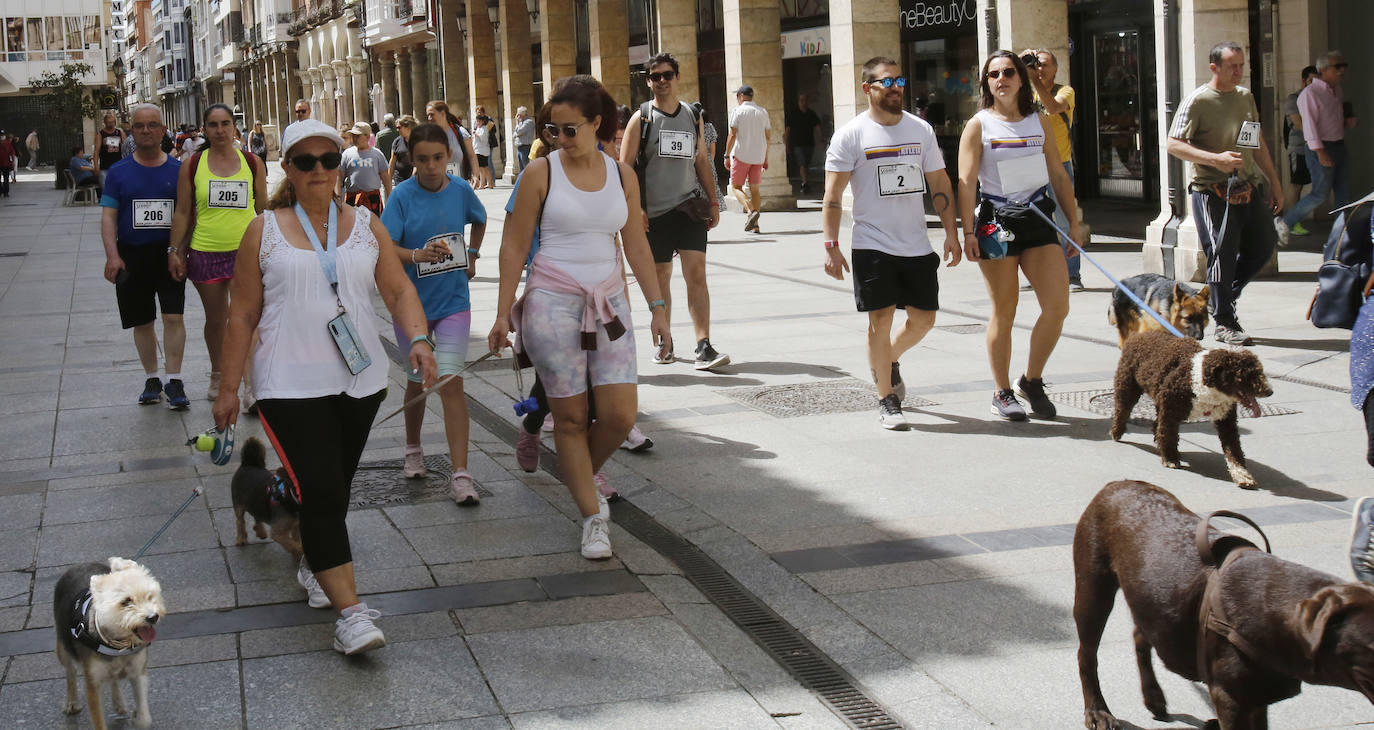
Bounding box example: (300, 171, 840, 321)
(381, 123, 487, 505)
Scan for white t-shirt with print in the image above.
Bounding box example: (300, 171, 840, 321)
(824, 111, 944, 257)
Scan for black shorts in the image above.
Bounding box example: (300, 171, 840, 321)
(1289, 152, 1311, 186)
(647, 208, 708, 264)
(852, 249, 940, 312)
(115, 242, 186, 329)
(477, 154, 490, 167)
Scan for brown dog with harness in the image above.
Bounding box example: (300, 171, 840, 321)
(1074, 481, 1374, 729)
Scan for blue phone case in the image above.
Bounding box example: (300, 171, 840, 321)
(328, 312, 373, 375)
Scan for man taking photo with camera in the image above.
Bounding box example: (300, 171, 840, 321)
(1021, 48, 1082, 291)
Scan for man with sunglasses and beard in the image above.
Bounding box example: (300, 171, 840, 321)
(822, 57, 962, 431)
(620, 53, 729, 372)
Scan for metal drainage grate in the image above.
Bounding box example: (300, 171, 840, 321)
(1047, 388, 1299, 425)
(723, 379, 934, 418)
(1273, 373, 1349, 394)
(351, 455, 492, 508)
(936, 323, 984, 334)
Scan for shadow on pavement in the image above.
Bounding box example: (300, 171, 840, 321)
(1253, 336, 1349, 351)
(1113, 439, 1345, 501)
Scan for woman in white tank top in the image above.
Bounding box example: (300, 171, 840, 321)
(486, 79, 672, 562)
(957, 50, 1083, 422)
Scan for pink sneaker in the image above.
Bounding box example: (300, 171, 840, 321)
(516, 429, 540, 473)
(594, 471, 618, 502)
(541, 416, 555, 433)
(620, 425, 653, 452)
(450, 469, 480, 506)
(402, 445, 425, 479)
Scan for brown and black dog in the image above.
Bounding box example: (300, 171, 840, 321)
(1108, 273, 1210, 347)
(1112, 330, 1272, 488)
(1074, 481, 1374, 730)
(230, 437, 302, 560)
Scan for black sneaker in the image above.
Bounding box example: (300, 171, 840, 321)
(991, 389, 1028, 421)
(694, 339, 731, 370)
(164, 379, 190, 410)
(877, 394, 908, 430)
(1015, 375, 1057, 418)
(890, 362, 906, 402)
(139, 377, 162, 405)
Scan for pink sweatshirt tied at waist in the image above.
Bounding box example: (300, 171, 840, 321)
(510, 254, 626, 366)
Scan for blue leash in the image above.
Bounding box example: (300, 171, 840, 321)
(132, 486, 204, 561)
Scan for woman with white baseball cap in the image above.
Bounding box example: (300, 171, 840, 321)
(212, 119, 437, 656)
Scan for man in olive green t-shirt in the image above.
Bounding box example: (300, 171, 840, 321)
(1166, 41, 1284, 346)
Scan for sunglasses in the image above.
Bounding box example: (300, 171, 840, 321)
(648, 71, 677, 83)
(868, 76, 907, 89)
(289, 152, 342, 172)
(543, 122, 592, 139)
(295, 109, 309, 116)
(986, 68, 1019, 80)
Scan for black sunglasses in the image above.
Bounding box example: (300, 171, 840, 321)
(543, 122, 591, 139)
(868, 76, 907, 89)
(986, 68, 1019, 80)
(294, 109, 309, 115)
(648, 71, 677, 83)
(289, 152, 342, 172)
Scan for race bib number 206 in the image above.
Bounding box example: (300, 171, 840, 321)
(207, 179, 249, 209)
(132, 199, 173, 229)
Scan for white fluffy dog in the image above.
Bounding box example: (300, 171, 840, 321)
(52, 557, 166, 730)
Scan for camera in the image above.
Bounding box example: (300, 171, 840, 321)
(1021, 52, 1040, 69)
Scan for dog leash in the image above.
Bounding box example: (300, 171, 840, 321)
(132, 486, 205, 561)
(1027, 200, 1188, 339)
(374, 350, 501, 426)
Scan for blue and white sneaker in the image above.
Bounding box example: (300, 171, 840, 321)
(1349, 496, 1374, 584)
(139, 377, 162, 405)
(164, 379, 190, 410)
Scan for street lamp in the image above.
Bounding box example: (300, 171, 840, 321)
(457, 8, 467, 38)
(525, 0, 538, 23)
(487, 4, 499, 33)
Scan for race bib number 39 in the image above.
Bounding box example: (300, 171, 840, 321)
(1235, 120, 1262, 149)
(132, 199, 173, 229)
(877, 162, 924, 196)
(658, 130, 694, 159)
(207, 179, 249, 209)
(415, 233, 468, 278)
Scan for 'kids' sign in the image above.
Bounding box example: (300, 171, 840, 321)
(899, 0, 978, 41)
(781, 27, 829, 59)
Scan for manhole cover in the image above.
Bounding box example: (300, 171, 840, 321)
(723, 379, 935, 418)
(351, 455, 492, 508)
(1048, 388, 1299, 425)
(937, 323, 984, 334)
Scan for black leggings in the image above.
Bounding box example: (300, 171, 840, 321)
(257, 389, 385, 572)
(521, 373, 596, 434)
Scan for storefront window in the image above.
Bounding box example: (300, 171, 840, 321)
(900, 0, 980, 166)
(26, 18, 44, 52)
(45, 17, 63, 50)
(1093, 30, 1144, 196)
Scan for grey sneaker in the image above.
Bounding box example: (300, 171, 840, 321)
(333, 605, 386, 655)
(695, 339, 730, 370)
(1214, 325, 1253, 346)
(991, 389, 1028, 422)
(297, 559, 331, 609)
(1274, 217, 1290, 248)
(877, 394, 908, 431)
(1016, 375, 1057, 418)
(1350, 496, 1374, 583)
(1069, 279, 1085, 293)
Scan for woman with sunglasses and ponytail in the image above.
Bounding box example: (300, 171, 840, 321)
(424, 100, 478, 186)
(489, 79, 671, 561)
(957, 50, 1082, 423)
(381, 122, 488, 505)
(169, 103, 269, 403)
(212, 119, 436, 655)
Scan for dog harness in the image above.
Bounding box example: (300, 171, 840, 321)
(1194, 511, 1279, 684)
(68, 589, 146, 657)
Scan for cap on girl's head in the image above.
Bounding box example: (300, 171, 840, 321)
(280, 119, 344, 158)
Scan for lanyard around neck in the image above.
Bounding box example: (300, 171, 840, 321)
(292, 202, 344, 310)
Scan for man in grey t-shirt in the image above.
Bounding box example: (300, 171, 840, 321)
(340, 122, 392, 215)
(513, 107, 534, 173)
(1283, 65, 1318, 223)
(621, 53, 729, 371)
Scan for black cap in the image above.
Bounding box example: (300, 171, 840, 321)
(733, 85, 754, 97)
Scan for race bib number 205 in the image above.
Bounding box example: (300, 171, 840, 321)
(207, 179, 249, 209)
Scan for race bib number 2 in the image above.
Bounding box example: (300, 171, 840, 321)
(658, 130, 694, 159)
(132, 199, 173, 229)
(1235, 120, 1261, 149)
(208, 179, 249, 209)
(877, 162, 924, 196)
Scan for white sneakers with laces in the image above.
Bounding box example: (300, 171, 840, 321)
(581, 515, 612, 560)
(333, 604, 386, 655)
(297, 559, 331, 609)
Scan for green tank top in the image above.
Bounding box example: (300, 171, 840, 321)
(191, 149, 256, 252)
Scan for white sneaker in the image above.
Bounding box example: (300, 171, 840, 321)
(1274, 217, 1290, 248)
(581, 516, 612, 560)
(619, 425, 654, 452)
(333, 605, 386, 655)
(297, 560, 331, 609)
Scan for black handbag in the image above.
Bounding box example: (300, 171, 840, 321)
(1308, 202, 1372, 329)
(979, 189, 1058, 245)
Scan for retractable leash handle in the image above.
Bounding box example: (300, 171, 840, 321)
(1026, 202, 1189, 339)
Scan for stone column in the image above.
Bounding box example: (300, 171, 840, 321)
(1143, 0, 1252, 282)
(994, 0, 1069, 84)
(466, 2, 499, 121)
(499, 0, 534, 181)
(540, 0, 576, 99)
(397, 47, 414, 122)
(655, 0, 698, 102)
(722, 0, 793, 209)
(306, 66, 324, 120)
(242, 63, 257, 127)
(827, 0, 899, 131)
(332, 59, 353, 124)
(439, 0, 469, 112)
(380, 52, 399, 119)
(350, 55, 370, 122)
(410, 43, 429, 118)
(264, 55, 278, 128)
(319, 65, 337, 126)
(286, 51, 304, 111)
(588, 0, 629, 107)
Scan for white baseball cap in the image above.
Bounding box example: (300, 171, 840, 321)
(280, 119, 344, 158)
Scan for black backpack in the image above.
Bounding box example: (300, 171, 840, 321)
(488, 123, 499, 149)
(634, 101, 701, 206)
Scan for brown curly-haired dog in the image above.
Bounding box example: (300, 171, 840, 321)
(1111, 330, 1273, 488)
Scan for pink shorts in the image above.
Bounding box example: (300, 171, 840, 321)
(187, 249, 237, 284)
(729, 158, 763, 187)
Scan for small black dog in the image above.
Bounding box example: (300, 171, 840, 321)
(231, 437, 302, 559)
(1108, 273, 1211, 347)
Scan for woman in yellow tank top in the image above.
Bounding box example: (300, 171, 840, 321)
(169, 104, 268, 402)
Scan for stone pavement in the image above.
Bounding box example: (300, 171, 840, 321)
(0, 165, 1369, 729)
